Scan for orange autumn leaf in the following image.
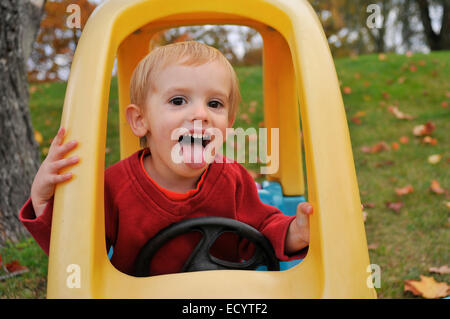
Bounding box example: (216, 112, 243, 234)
(413, 122, 436, 136)
(409, 65, 418, 72)
(5, 260, 28, 273)
(361, 141, 390, 154)
(378, 53, 387, 61)
(387, 106, 414, 120)
(343, 86, 352, 94)
(430, 180, 446, 195)
(392, 142, 400, 150)
(423, 136, 437, 145)
(404, 275, 449, 299)
(351, 117, 362, 125)
(34, 130, 44, 145)
(386, 201, 404, 212)
(395, 185, 414, 196)
(399, 136, 409, 144)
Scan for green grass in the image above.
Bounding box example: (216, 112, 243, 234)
(1, 51, 449, 299)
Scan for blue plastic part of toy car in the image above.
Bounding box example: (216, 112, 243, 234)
(256, 181, 306, 270)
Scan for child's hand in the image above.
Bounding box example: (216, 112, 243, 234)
(295, 202, 313, 244)
(285, 202, 313, 254)
(30, 127, 79, 218)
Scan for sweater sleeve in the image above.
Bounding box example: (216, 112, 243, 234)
(19, 197, 54, 255)
(235, 166, 308, 261)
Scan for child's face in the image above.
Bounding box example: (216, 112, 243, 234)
(142, 60, 234, 179)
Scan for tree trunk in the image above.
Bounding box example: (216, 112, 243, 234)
(416, 0, 450, 50)
(0, 0, 45, 245)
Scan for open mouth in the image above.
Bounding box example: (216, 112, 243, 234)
(178, 133, 212, 148)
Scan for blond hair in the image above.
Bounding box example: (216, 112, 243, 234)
(129, 41, 241, 147)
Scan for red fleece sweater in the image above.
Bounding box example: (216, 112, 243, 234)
(19, 149, 307, 276)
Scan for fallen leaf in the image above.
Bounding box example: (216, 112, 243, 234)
(29, 85, 37, 94)
(446, 91, 450, 98)
(386, 201, 404, 212)
(405, 51, 413, 57)
(249, 100, 258, 108)
(387, 106, 414, 120)
(397, 76, 406, 84)
(361, 141, 390, 154)
(367, 243, 379, 250)
(429, 265, 450, 275)
(5, 260, 28, 273)
(364, 81, 371, 88)
(363, 202, 376, 209)
(395, 185, 414, 196)
(34, 130, 44, 145)
(404, 275, 449, 299)
(423, 136, 437, 145)
(445, 201, 450, 209)
(382, 92, 390, 100)
(392, 142, 400, 151)
(409, 65, 418, 72)
(430, 180, 446, 195)
(442, 101, 448, 108)
(351, 117, 362, 125)
(343, 86, 352, 94)
(239, 113, 250, 124)
(413, 122, 436, 136)
(378, 53, 387, 61)
(428, 154, 442, 164)
(399, 136, 409, 144)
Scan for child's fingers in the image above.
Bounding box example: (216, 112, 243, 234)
(297, 202, 313, 215)
(49, 156, 79, 173)
(54, 127, 66, 146)
(49, 172, 73, 184)
(49, 140, 78, 161)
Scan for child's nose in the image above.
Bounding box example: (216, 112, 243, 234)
(190, 102, 210, 123)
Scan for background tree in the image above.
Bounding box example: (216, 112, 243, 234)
(0, 0, 46, 245)
(415, 0, 449, 50)
(28, 0, 96, 82)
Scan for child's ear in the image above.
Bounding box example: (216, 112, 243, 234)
(126, 104, 149, 138)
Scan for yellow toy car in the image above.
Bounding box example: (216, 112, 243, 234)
(49, 0, 376, 298)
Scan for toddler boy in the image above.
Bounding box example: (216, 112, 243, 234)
(20, 41, 313, 276)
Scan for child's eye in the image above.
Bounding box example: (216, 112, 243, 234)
(208, 100, 223, 108)
(169, 97, 187, 106)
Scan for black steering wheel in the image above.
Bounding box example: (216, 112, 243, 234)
(133, 217, 280, 277)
